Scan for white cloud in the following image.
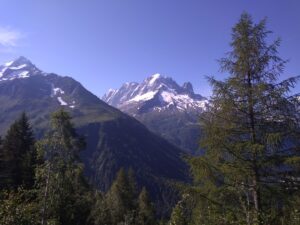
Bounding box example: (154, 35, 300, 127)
(0, 26, 23, 47)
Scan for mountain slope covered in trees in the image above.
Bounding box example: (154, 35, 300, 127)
(0, 57, 189, 216)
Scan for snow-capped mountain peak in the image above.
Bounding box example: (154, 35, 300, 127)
(102, 73, 208, 114)
(0, 56, 42, 82)
(148, 73, 162, 85)
(0, 56, 77, 109)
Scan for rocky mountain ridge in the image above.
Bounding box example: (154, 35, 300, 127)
(103, 73, 208, 153)
(103, 73, 208, 115)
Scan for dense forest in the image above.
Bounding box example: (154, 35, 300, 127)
(1, 13, 300, 225)
(0, 111, 157, 225)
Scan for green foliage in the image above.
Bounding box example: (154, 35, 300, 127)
(169, 195, 188, 225)
(89, 191, 112, 225)
(105, 168, 138, 224)
(137, 187, 156, 225)
(0, 110, 160, 225)
(0, 188, 39, 225)
(0, 112, 36, 189)
(89, 168, 157, 225)
(187, 12, 300, 225)
(36, 109, 91, 225)
(0, 110, 161, 225)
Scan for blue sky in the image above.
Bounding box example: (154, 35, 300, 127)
(0, 0, 299, 97)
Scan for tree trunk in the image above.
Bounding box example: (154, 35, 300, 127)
(41, 163, 51, 225)
(247, 71, 262, 225)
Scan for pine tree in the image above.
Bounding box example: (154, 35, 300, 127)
(128, 168, 138, 209)
(189, 13, 300, 225)
(89, 169, 156, 225)
(105, 168, 138, 224)
(36, 109, 90, 225)
(137, 187, 156, 225)
(88, 191, 111, 225)
(0, 113, 36, 189)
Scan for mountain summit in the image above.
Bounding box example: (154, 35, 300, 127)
(0, 56, 42, 82)
(103, 74, 208, 153)
(103, 73, 208, 114)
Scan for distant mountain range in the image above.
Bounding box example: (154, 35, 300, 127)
(103, 73, 208, 153)
(0, 57, 189, 216)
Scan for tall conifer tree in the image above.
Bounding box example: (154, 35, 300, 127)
(189, 13, 300, 225)
(0, 113, 35, 189)
(137, 187, 156, 225)
(105, 168, 138, 224)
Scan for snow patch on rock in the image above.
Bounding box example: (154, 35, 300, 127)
(57, 97, 68, 106)
(53, 87, 65, 95)
(19, 71, 30, 78)
(148, 73, 161, 85)
(9, 64, 27, 70)
(4, 61, 14, 67)
(129, 91, 158, 102)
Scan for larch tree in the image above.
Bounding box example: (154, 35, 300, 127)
(189, 13, 300, 225)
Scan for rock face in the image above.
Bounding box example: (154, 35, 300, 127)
(0, 57, 189, 216)
(103, 73, 208, 153)
(0, 56, 42, 82)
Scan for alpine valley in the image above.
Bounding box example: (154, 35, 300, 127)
(103, 74, 208, 153)
(0, 57, 189, 216)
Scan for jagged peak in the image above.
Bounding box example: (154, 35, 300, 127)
(142, 73, 180, 91)
(103, 73, 208, 113)
(145, 73, 172, 85)
(182, 82, 194, 93)
(143, 73, 159, 85)
(4, 56, 34, 68)
(108, 88, 116, 93)
(13, 56, 32, 64)
(123, 81, 138, 87)
(0, 56, 41, 81)
(2, 56, 38, 68)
